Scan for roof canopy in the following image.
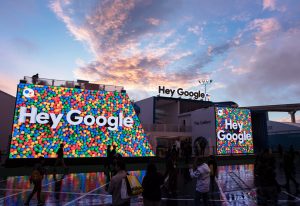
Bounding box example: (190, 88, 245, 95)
(243, 103, 300, 112)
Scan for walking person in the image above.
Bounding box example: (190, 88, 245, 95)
(171, 145, 178, 163)
(208, 155, 218, 193)
(283, 151, 299, 192)
(111, 145, 117, 158)
(0, 150, 2, 165)
(277, 144, 283, 157)
(142, 163, 164, 206)
(54, 174, 65, 201)
(108, 160, 130, 206)
(200, 141, 206, 156)
(25, 157, 46, 206)
(54, 143, 67, 173)
(105, 145, 112, 181)
(164, 156, 178, 197)
(256, 149, 279, 205)
(106, 145, 112, 166)
(189, 158, 210, 206)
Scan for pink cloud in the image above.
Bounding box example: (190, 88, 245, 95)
(231, 67, 250, 75)
(0, 73, 18, 96)
(212, 28, 300, 105)
(263, 0, 276, 11)
(50, 0, 209, 97)
(274, 115, 300, 123)
(146, 18, 161, 26)
(248, 18, 280, 46)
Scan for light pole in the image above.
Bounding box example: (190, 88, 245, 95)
(199, 79, 213, 101)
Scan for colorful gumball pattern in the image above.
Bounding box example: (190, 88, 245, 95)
(215, 107, 254, 155)
(9, 83, 154, 158)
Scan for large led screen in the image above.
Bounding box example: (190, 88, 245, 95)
(9, 83, 154, 158)
(215, 107, 253, 155)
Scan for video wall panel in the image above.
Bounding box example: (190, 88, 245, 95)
(215, 107, 254, 154)
(9, 83, 154, 158)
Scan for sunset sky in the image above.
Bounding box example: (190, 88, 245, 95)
(1, 0, 300, 121)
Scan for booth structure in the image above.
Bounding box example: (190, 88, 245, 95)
(0, 91, 15, 156)
(190, 107, 253, 155)
(136, 96, 255, 156)
(4, 76, 293, 162)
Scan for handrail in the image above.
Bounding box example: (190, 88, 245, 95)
(268, 129, 300, 135)
(142, 123, 192, 132)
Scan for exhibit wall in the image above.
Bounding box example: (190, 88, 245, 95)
(0, 91, 15, 154)
(9, 84, 154, 158)
(215, 107, 254, 154)
(191, 107, 216, 155)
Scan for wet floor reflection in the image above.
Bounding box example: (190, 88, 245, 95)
(0, 164, 299, 205)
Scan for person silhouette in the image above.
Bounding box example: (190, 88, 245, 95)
(190, 158, 210, 206)
(142, 163, 164, 206)
(108, 160, 130, 206)
(283, 151, 299, 192)
(32, 73, 39, 84)
(54, 143, 67, 174)
(54, 174, 65, 200)
(25, 157, 46, 206)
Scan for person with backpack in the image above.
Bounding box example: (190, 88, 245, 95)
(24, 157, 46, 206)
(189, 157, 210, 206)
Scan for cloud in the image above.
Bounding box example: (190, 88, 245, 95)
(262, 0, 287, 12)
(50, 1, 91, 43)
(247, 18, 280, 46)
(0, 73, 18, 96)
(274, 115, 300, 123)
(198, 36, 206, 46)
(188, 25, 202, 35)
(50, 0, 215, 98)
(49, 0, 300, 104)
(231, 67, 250, 75)
(171, 51, 192, 61)
(11, 37, 38, 53)
(213, 27, 300, 105)
(263, 0, 276, 11)
(209, 82, 226, 91)
(231, 13, 251, 22)
(146, 18, 161, 26)
(207, 41, 237, 57)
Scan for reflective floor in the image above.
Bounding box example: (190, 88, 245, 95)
(0, 164, 299, 206)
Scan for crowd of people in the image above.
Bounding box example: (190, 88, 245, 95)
(165, 139, 193, 164)
(106, 147, 217, 206)
(254, 145, 299, 205)
(22, 142, 299, 206)
(24, 144, 68, 206)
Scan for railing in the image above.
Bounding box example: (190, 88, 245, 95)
(142, 124, 192, 132)
(268, 129, 300, 135)
(22, 76, 124, 92)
